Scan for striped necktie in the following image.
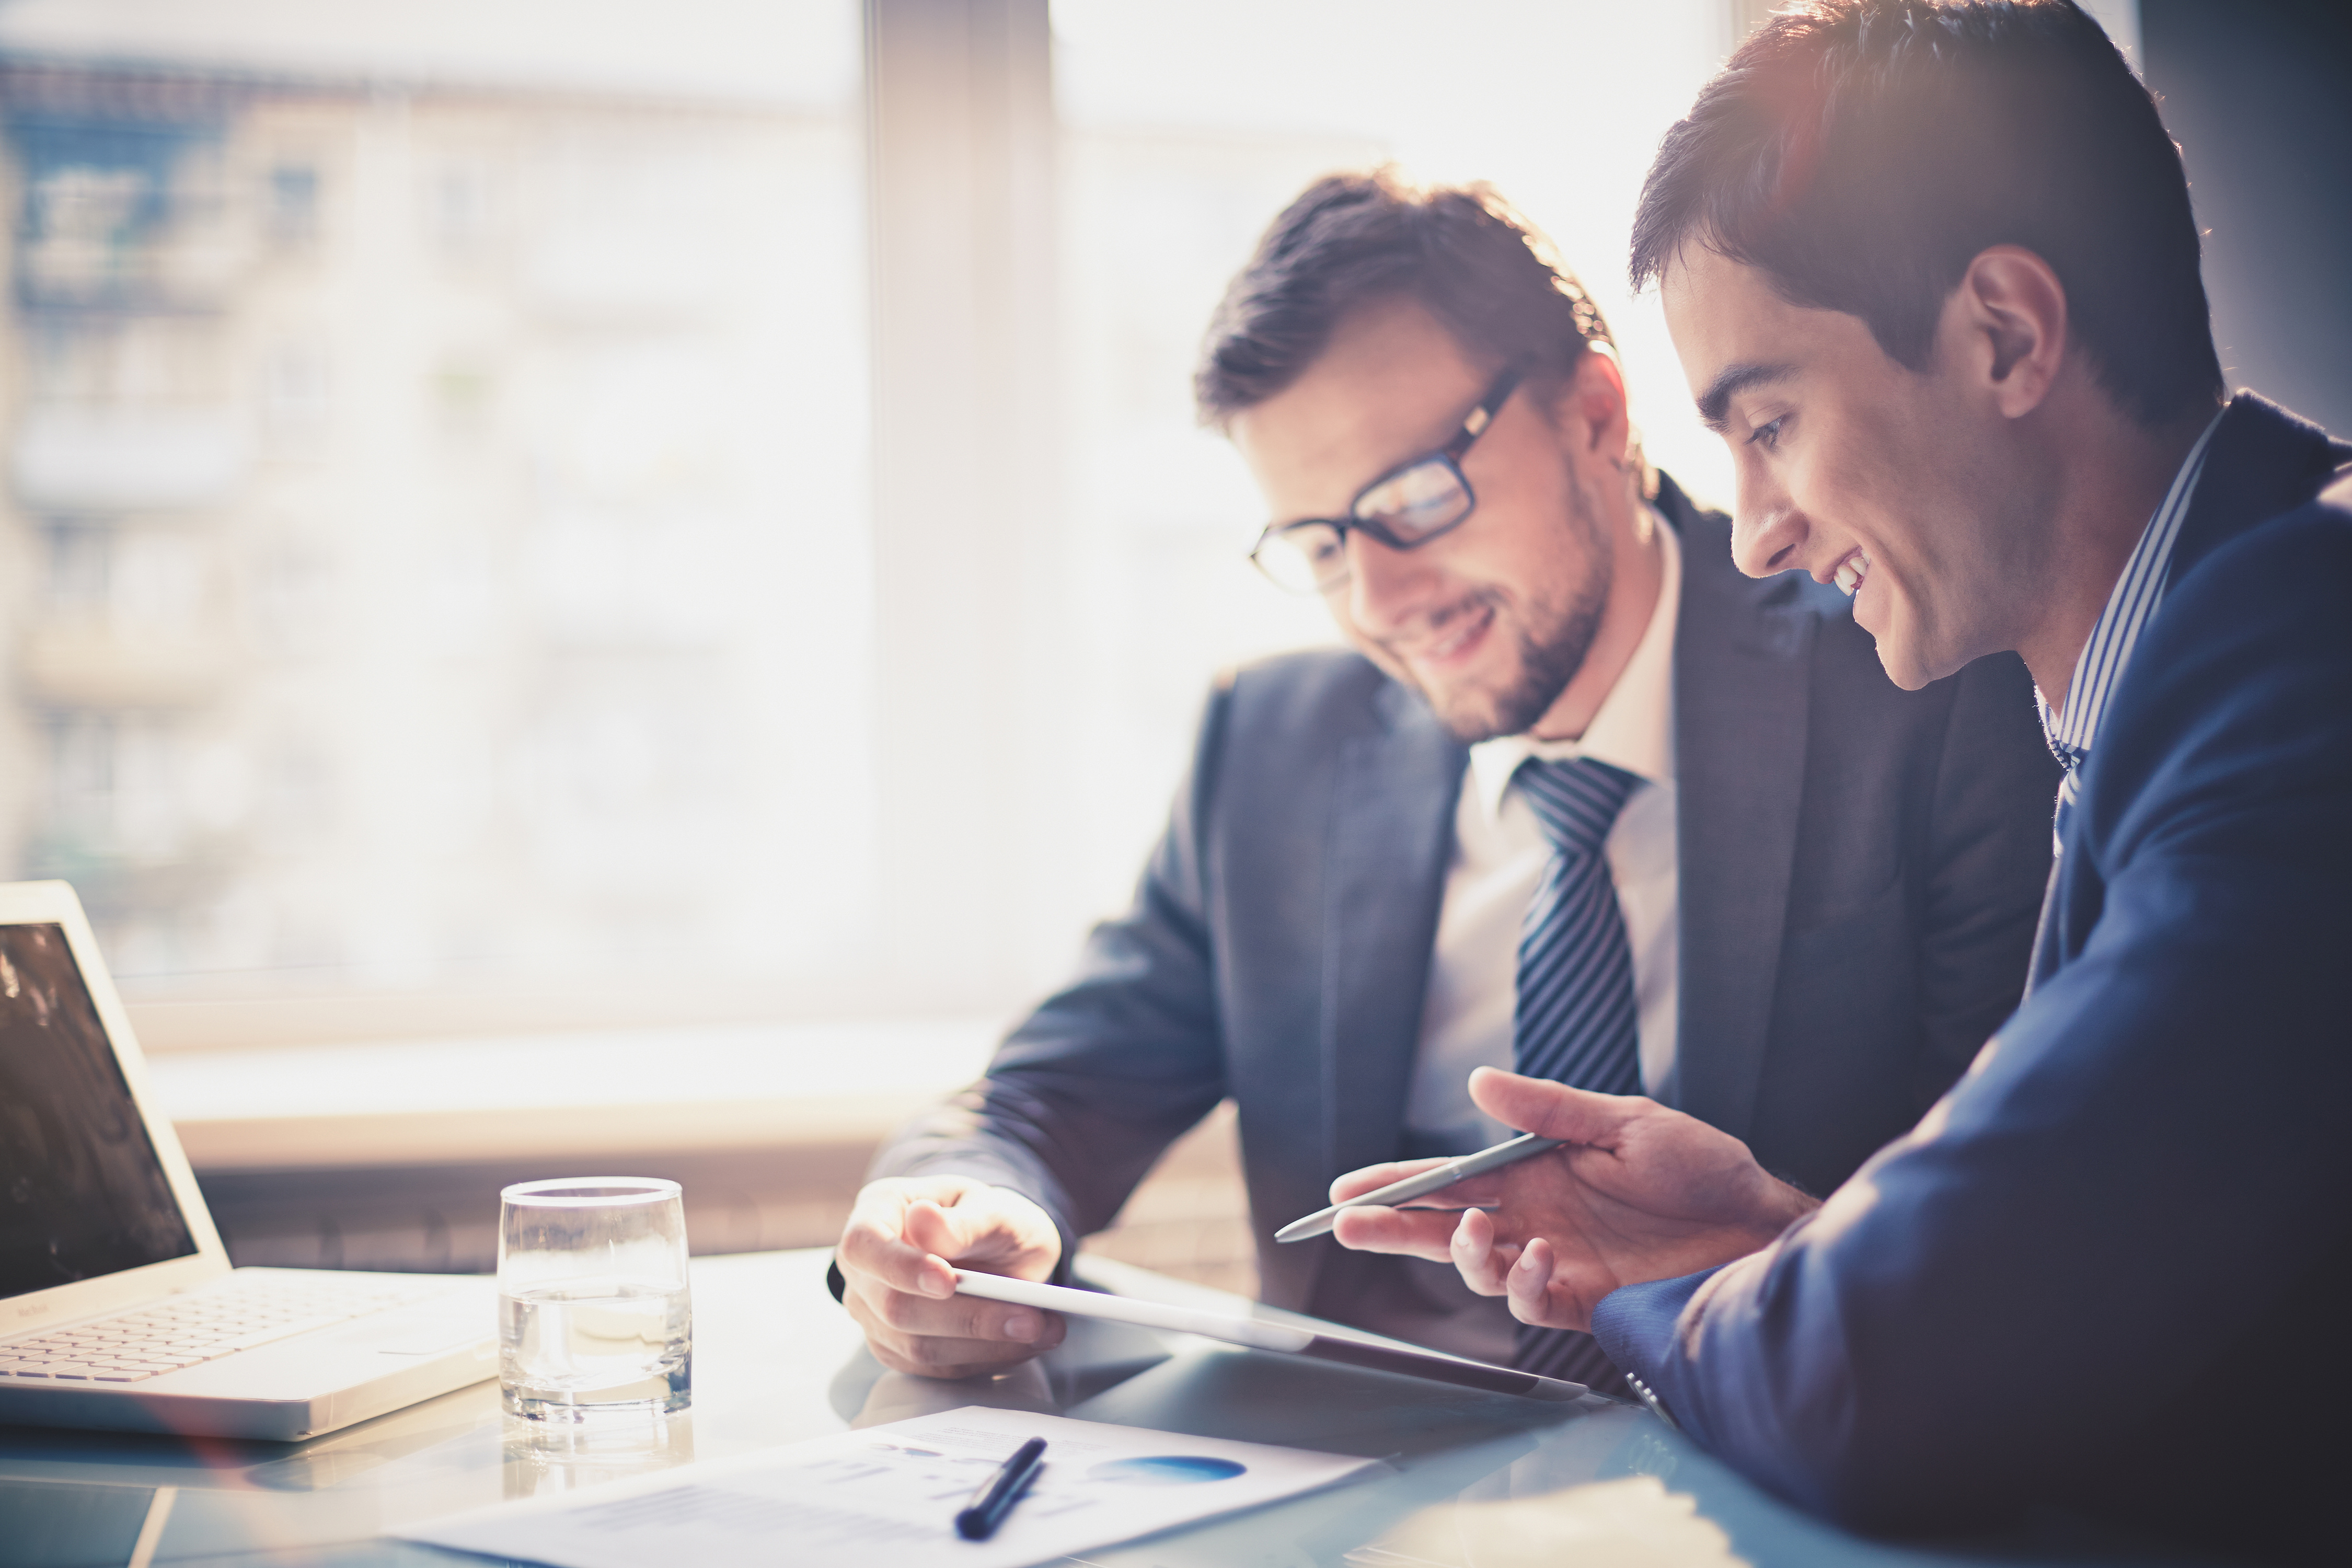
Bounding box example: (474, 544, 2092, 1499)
(1512, 756, 1643, 1092)
(2050, 745, 2086, 849)
(1508, 754, 1642, 1390)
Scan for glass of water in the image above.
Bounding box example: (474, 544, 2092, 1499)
(498, 1178, 691, 1422)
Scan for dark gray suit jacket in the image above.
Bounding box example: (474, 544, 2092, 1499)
(874, 477, 2059, 1333)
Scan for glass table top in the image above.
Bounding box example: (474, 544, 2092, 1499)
(0, 1249, 2242, 1568)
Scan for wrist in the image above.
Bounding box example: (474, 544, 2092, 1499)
(1751, 1175, 1820, 1239)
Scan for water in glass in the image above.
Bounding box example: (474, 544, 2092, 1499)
(500, 1281, 690, 1419)
(498, 1178, 691, 1421)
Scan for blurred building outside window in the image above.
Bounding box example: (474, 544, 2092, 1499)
(0, 3, 872, 1049)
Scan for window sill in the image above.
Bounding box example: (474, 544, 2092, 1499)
(148, 1017, 1004, 1172)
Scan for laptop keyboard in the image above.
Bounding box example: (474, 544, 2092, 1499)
(0, 1275, 448, 1385)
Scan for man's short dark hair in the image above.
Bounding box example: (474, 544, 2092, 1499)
(1630, 0, 2224, 428)
(1196, 168, 1613, 426)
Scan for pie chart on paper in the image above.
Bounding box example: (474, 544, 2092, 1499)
(1086, 1456, 1249, 1485)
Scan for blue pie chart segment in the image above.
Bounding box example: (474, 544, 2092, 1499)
(1086, 1456, 1248, 1486)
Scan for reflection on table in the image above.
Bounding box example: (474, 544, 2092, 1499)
(0, 1248, 2244, 1568)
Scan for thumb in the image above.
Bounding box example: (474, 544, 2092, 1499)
(902, 1197, 986, 1263)
(1468, 1066, 1635, 1145)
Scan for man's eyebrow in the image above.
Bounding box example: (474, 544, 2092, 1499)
(1695, 362, 1797, 433)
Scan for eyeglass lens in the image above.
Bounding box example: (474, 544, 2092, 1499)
(1254, 521, 1347, 594)
(1253, 455, 1472, 594)
(1355, 456, 1470, 538)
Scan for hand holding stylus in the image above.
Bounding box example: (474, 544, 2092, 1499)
(1274, 1131, 1565, 1242)
(1322, 1067, 1818, 1332)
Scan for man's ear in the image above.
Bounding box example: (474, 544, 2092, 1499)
(1547, 345, 1633, 461)
(1951, 245, 2069, 419)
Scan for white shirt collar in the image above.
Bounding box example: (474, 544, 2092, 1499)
(1468, 508, 1680, 823)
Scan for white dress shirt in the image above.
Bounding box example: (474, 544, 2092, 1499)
(1403, 515, 1680, 1152)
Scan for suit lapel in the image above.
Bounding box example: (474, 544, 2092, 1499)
(2027, 393, 2348, 990)
(1668, 489, 1817, 1141)
(1303, 682, 1462, 1301)
(2166, 393, 2350, 585)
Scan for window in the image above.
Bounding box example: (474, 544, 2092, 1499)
(0, 0, 1748, 1050)
(0, 4, 867, 1040)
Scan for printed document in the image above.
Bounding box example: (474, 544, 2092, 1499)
(396, 1405, 1385, 1568)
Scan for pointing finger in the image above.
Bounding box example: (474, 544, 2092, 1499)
(1330, 1204, 1461, 1262)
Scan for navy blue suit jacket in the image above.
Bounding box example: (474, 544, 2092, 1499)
(1593, 395, 2352, 1558)
(876, 479, 2059, 1348)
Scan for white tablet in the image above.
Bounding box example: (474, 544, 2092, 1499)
(952, 1271, 1590, 1403)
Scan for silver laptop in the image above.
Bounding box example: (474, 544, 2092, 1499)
(0, 880, 497, 1441)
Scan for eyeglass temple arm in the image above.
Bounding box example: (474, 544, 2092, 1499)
(1440, 364, 1525, 461)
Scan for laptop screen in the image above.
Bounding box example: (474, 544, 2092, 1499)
(0, 923, 197, 1300)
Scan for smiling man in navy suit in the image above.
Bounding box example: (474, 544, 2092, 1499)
(829, 170, 2058, 1397)
(1328, 2, 2351, 1558)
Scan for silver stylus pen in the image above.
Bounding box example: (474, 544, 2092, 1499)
(1274, 1131, 1567, 1243)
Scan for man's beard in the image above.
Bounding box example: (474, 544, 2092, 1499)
(1410, 582, 1608, 743)
(1389, 482, 1615, 744)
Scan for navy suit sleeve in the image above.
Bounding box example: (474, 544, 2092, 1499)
(1593, 506, 2352, 1534)
(867, 677, 1236, 1268)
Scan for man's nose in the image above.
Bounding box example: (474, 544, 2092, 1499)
(1730, 465, 1808, 580)
(1342, 530, 1439, 632)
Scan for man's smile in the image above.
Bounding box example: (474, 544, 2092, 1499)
(1830, 547, 1872, 598)
(1387, 598, 1497, 675)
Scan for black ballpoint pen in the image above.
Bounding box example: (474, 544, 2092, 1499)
(954, 1436, 1047, 1541)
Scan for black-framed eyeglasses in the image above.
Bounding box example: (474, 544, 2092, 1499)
(1248, 363, 1524, 596)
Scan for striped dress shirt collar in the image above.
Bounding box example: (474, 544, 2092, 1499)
(2036, 407, 2228, 805)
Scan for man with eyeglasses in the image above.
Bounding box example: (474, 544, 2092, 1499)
(828, 170, 2058, 1391)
